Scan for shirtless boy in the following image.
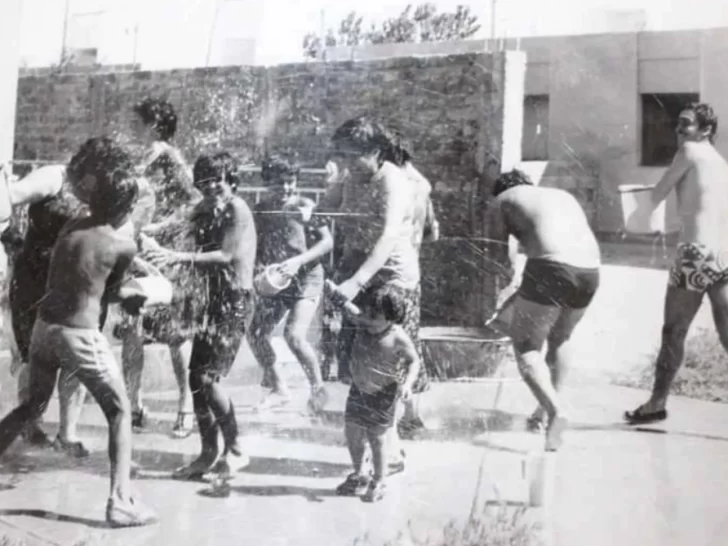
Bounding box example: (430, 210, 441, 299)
(625, 102, 728, 424)
(0, 150, 156, 527)
(488, 169, 601, 451)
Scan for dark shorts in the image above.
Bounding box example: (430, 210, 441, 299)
(251, 272, 323, 333)
(345, 382, 399, 429)
(190, 289, 255, 379)
(519, 258, 600, 309)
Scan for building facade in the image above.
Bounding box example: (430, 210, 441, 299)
(329, 27, 728, 235)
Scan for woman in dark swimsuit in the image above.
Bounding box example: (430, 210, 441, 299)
(120, 98, 201, 438)
(8, 138, 133, 456)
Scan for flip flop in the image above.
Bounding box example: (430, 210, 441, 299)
(624, 407, 668, 425)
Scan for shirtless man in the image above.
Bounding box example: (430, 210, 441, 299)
(625, 102, 728, 424)
(0, 151, 156, 526)
(488, 169, 601, 451)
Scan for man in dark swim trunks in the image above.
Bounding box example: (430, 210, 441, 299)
(487, 169, 601, 451)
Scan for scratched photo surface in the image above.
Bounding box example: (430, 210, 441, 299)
(1, 1, 728, 545)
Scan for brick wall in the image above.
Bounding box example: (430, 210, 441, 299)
(13, 52, 525, 326)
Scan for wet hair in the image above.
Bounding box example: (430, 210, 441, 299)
(492, 169, 534, 197)
(260, 154, 300, 182)
(86, 141, 139, 220)
(193, 151, 241, 191)
(68, 137, 135, 186)
(682, 102, 718, 143)
(133, 98, 178, 141)
(362, 284, 408, 325)
(331, 116, 412, 167)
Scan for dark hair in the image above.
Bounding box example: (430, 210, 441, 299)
(193, 151, 240, 191)
(261, 154, 300, 182)
(362, 284, 408, 325)
(492, 169, 534, 197)
(133, 98, 177, 141)
(683, 102, 718, 143)
(68, 137, 134, 185)
(331, 115, 412, 167)
(89, 166, 139, 219)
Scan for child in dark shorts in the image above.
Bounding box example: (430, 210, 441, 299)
(336, 284, 420, 502)
(145, 152, 256, 479)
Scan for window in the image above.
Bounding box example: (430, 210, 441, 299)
(522, 95, 549, 161)
(641, 93, 699, 166)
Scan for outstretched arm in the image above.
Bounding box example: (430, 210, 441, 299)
(150, 199, 255, 267)
(650, 144, 691, 206)
(6, 165, 64, 207)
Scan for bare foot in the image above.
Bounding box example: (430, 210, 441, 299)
(526, 407, 547, 433)
(545, 415, 569, 452)
(254, 390, 291, 413)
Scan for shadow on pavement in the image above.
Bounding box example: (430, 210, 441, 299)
(0, 508, 108, 529)
(216, 484, 340, 502)
(242, 456, 349, 478)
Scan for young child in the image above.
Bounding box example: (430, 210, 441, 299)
(249, 155, 333, 412)
(335, 284, 421, 502)
(0, 146, 157, 527)
(146, 152, 257, 479)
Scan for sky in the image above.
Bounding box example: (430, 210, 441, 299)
(16, 0, 728, 68)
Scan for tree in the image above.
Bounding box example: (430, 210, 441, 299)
(303, 3, 481, 60)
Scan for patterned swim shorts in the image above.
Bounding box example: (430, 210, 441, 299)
(668, 243, 728, 292)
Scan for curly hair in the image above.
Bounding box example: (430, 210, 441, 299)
(133, 97, 178, 141)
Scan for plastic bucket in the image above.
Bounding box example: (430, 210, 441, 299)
(618, 184, 667, 234)
(254, 265, 292, 296)
(123, 275, 173, 307)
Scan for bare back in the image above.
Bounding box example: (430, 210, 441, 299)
(497, 186, 600, 268)
(674, 141, 728, 251)
(40, 217, 136, 329)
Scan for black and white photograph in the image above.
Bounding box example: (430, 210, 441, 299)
(0, 0, 726, 544)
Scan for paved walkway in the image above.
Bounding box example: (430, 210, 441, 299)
(0, 348, 726, 546)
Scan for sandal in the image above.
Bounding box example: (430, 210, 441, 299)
(388, 449, 406, 475)
(132, 407, 149, 431)
(335, 473, 370, 496)
(526, 410, 547, 433)
(171, 412, 194, 439)
(52, 436, 90, 458)
(545, 415, 568, 452)
(624, 407, 668, 425)
(307, 385, 329, 414)
(397, 417, 426, 439)
(362, 480, 386, 503)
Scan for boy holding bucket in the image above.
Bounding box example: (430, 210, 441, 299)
(249, 155, 333, 412)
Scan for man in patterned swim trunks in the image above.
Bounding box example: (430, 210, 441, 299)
(626, 102, 728, 424)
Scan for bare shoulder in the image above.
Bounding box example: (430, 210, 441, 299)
(231, 195, 254, 222)
(376, 161, 409, 190)
(678, 141, 703, 162)
(392, 325, 414, 347)
(298, 195, 317, 209)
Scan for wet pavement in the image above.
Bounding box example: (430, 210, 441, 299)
(0, 342, 726, 545)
